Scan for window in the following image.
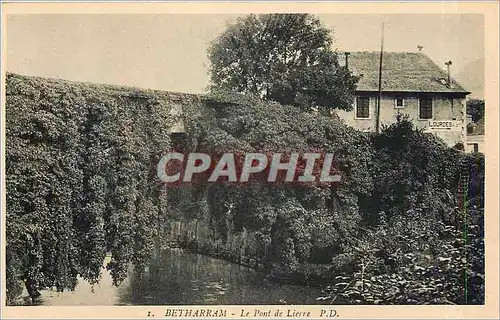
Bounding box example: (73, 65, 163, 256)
(467, 123, 475, 134)
(419, 98, 433, 119)
(356, 97, 370, 119)
(395, 98, 405, 108)
(473, 143, 479, 153)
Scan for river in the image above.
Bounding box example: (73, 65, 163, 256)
(36, 248, 330, 306)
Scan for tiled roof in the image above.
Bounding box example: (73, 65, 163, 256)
(340, 51, 470, 94)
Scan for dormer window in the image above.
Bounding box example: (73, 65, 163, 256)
(436, 77, 448, 85)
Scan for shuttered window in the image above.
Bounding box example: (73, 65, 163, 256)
(356, 97, 370, 118)
(419, 98, 433, 119)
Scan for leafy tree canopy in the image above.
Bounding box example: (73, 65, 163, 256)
(208, 14, 359, 112)
(466, 99, 484, 123)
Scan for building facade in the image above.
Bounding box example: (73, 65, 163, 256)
(466, 116, 485, 153)
(334, 52, 471, 147)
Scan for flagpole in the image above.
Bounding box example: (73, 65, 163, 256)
(376, 22, 385, 134)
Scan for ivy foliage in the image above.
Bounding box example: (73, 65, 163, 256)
(5, 74, 485, 306)
(5, 73, 182, 303)
(181, 90, 375, 271)
(180, 99, 484, 304)
(318, 119, 485, 305)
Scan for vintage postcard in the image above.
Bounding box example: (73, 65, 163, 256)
(1, 2, 499, 319)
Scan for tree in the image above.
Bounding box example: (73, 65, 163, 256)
(466, 99, 484, 123)
(207, 14, 359, 112)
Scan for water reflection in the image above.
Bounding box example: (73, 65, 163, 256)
(118, 248, 327, 305)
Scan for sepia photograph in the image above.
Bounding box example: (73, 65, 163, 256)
(1, 2, 498, 319)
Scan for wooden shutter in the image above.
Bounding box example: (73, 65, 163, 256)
(356, 97, 370, 118)
(419, 98, 433, 119)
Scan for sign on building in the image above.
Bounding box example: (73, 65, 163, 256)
(428, 120, 461, 130)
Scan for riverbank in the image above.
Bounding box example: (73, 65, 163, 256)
(171, 233, 335, 286)
(13, 249, 330, 306)
(11, 256, 131, 306)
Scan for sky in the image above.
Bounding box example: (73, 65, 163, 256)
(6, 14, 484, 97)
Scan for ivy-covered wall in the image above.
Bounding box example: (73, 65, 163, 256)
(5, 73, 201, 303)
(5, 73, 484, 305)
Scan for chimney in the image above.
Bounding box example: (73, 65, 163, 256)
(445, 60, 453, 88)
(345, 52, 350, 70)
